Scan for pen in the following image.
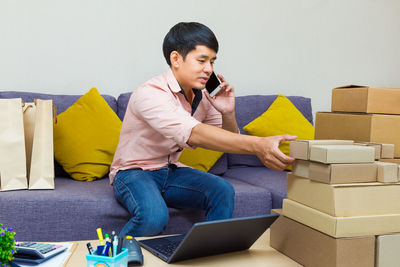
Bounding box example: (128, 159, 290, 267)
(97, 228, 105, 245)
(105, 234, 112, 257)
(113, 235, 118, 257)
(86, 243, 95, 255)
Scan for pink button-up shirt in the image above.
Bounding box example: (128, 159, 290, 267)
(109, 69, 222, 184)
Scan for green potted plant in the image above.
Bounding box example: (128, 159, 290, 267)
(0, 224, 18, 267)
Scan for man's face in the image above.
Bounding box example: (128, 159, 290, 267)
(174, 45, 217, 91)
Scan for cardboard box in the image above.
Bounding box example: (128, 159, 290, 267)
(309, 145, 375, 164)
(376, 233, 400, 267)
(289, 140, 354, 160)
(308, 162, 377, 184)
(287, 173, 400, 217)
(282, 198, 400, 238)
(376, 161, 399, 183)
(354, 142, 395, 159)
(292, 159, 310, 178)
(354, 142, 382, 159)
(270, 215, 375, 267)
(331, 85, 400, 114)
(380, 158, 400, 164)
(315, 112, 400, 157)
(382, 144, 395, 159)
(271, 209, 282, 215)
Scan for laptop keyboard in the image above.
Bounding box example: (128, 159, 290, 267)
(141, 235, 184, 258)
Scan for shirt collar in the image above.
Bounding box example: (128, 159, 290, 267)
(165, 68, 203, 115)
(165, 68, 182, 93)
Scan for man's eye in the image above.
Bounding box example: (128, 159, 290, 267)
(211, 61, 215, 65)
(198, 60, 205, 63)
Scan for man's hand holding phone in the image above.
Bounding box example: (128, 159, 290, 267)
(204, 72, 235, 115)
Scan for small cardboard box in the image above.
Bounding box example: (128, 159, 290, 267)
(382, 144, 395, 159)
(287, 173, 400, 217)
(308, 162, 377, 184)
(355, 142, 395, 159)
(354, 142, 382, 159)
(270, 215, 375, 267)
(315, 112, 400, 157)
(292, 159, 310, 178)
(289, 140, 354, 160)
(376, 161, 399, 183)
(376, 233, 400, 267)
(309, 145, 375, 164)
(282, 198, 400, 238)
(331, 85, 400, 114)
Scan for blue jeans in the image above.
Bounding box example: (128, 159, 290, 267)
(113, 166, 235, 237)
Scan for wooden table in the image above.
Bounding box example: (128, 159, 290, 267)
(66, 230, 301, 267)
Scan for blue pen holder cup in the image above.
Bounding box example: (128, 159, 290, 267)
(86, 248, 128, 267)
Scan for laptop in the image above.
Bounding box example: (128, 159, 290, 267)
(138, 214, 279, 263)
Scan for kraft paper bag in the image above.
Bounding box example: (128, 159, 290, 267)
(24, 99, 55, 189)
(0, 98, 28, 191)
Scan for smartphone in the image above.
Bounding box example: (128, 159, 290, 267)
(205, 72, 222, 97)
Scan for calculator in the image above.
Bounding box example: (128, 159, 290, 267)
(12, 242, 67, 264)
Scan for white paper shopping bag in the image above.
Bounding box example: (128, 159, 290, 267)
(0, 98, 28, 191)
(24, 99, 55, 189)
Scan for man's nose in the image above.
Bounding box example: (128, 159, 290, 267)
(203, 62, 213, 74)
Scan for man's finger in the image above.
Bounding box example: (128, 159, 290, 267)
(279, 134, 297, 143)
(217, 74, 225, 82)
(274, 149, 295, 164)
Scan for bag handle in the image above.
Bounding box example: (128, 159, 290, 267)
(53, 104, 58, 124)
(34, 98, 58, 123)
(22, 99, 58, 123)
(22, 100, 35, 113)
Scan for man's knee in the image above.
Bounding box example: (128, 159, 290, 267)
(132, 206, 170, 236)
(216, 178, 235, 200)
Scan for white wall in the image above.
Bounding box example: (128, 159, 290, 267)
(1, 0, 400, 116)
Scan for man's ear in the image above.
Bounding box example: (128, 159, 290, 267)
(170, 51, 181, 68)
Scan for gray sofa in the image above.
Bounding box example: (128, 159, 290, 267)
(0, 91, 312, 242)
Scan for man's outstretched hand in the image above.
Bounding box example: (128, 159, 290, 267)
(255, 134, 297, 171)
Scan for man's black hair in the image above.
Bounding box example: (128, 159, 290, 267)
(163, 22, 219, 66)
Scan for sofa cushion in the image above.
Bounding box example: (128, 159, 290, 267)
(243, 94, 314, 157)
(53, 88, 122, 181)
(0, 91, 118, 114)
(208, 154, 228, 175)
(116, 92, 131, 121)
(223, 167, 288, 209)
(0, 91, 118, 178)
(178, 148, 224, 172)
(0, 175, 272, 241)
(228, 95, 313, 168)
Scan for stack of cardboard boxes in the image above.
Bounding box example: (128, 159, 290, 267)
(270, 85, 400, 267)
(315, 85, 400, 164)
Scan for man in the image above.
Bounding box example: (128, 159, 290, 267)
(110, 22, 296, 237)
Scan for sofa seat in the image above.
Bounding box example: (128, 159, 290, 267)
(223, 167, 287, 209)
(0, 176, 271, 241)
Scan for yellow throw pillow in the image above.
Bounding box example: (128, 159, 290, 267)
(243, 94, 315, 157)
(54, 88, 122, 181)
(179, 148, 223, 172)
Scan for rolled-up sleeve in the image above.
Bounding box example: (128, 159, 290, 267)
(202, 102, 223, 128)
(131, 86, 200, 148)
